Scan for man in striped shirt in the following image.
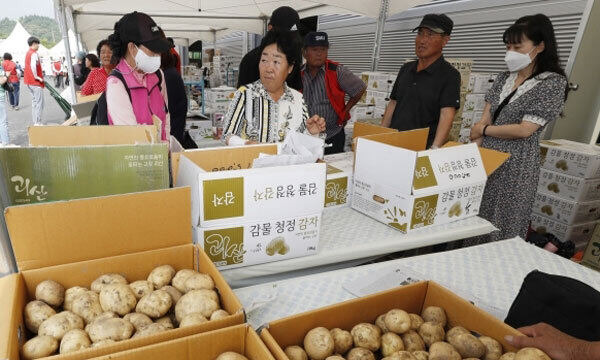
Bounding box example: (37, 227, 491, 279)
(301, 32, 366, 154)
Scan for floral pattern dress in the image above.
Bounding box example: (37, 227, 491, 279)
(468, 71, 567, 245)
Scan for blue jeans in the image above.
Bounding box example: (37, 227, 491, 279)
(0, 98, 9, 144)
(8, 81, 19, 107)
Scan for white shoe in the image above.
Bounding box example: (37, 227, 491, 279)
(14, 106, 18, 110)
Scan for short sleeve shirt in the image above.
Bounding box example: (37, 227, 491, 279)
(389, 56, 461, 147)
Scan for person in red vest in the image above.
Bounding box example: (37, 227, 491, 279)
(52, 58, 63, 88)
(24, 36, 45, 126)
(301, 31, 366, 154)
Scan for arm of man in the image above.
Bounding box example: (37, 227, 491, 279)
(337, 65, 367, 118)
(381, 100, 397, 128)
(31, 53, 43, 82)
(431, 107, 456, 148)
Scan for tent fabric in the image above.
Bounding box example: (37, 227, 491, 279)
(0, 22, 50, 67)
(49, 30, 78, 59)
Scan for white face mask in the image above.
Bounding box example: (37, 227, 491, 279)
(134, 45, 161, 74)
(504, 47, 536, 72)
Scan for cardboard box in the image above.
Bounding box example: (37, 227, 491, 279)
(0, 188, 244, 360)
(324, 152, 354, 208)
(28, 125, 160, 146)
(464, 93, 486, 112)
(458, 128, 472, 144)
(186, 120, 213, 142)
(92, 325, 274, 360)
(447, 58, 473, 92)
(362, 90, 390, 109)
(540, 139, 600, 179)
(260, 281, 520, 360)
(532, 192, 600, 225)
(350, 105, 374, 120)
(351, 128, 509, 233)
(537, 168, 600, 201)
(205, 87, 236, 102)
(530, 212, 598, 244)
(361, 72, 393, 92)
(205, 101, 231, 114)
(448, 121, 462, 142)
(373, 106, 385, 119)
(468, 73, 496, 94)
(581, 224, 600, 271)
(176, 144, 326, 229)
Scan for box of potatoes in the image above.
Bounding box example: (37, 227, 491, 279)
(260, 281, 550, 360)
(0, 187, 244, 360)
(91, 324, 274, 360)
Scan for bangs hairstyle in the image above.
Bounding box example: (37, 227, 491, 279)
(259, 29, 302, 68)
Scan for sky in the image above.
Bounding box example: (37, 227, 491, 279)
(3, 0, 55, 19)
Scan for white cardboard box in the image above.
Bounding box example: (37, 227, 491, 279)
(464, 93, 486, 112)
(351, 128, 508, 232)
(205, 87, 236, 102)
(540, 139, 600, 179)
(373, 107, 386, 119)
(468, 73, 496, 94)
(176, 144, 326, 229)
(324, 152, 355, 208)
(350, 105, 374, 120)
(363, 90, 390, 109)
(361, 72, 394, 92)
(530, 212, 598, 244)
(532, 192, 600, 225)
(537, 168, 600, 202)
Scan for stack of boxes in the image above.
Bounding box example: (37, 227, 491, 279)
(204, 86, 236, 114)
(457, 73, 497, 143)
(446, 59, 473, 142)
(530, 140, 600, 253)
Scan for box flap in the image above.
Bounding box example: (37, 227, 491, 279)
(28, 125, 158, 146)
(361, 128, 429, 151)
(180, 144, 278, 172)
(541, 139, 600, 155)
(0, 274, 20, 360)
(176, 156, 204, 227)
(76, 92, 101, 103)
(444, 142, 510, 176)
(352, 122, 397, 139)
(5, 188, 192, 271)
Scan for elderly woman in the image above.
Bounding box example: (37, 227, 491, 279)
(468, 14, 568, 244)
(223, 30, 325, 145)
(80, 40, 113, 96)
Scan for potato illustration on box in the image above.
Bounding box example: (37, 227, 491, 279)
(555, 160, 568, 171)
(448, 202, 462, 218)
(266, 237, 290, 256)
(541, 205, 553, 216)
(536, 226, 547, 234)
(547, 183, 560, 193)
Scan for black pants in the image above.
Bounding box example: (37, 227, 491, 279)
(325, 127, 346, 155)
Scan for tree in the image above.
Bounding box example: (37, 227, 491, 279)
(0, 17, 16, 39)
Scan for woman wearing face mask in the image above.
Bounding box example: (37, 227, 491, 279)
(222, 30, 325, 145)
(467, 14, 568, 244)
(105, 12, 172, 141)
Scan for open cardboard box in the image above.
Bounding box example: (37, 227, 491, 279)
(0, 188, 244, 360)
(261, 281, 521, 360)
(92, 324, 274, 360)
(351, 128, 509, 232)
(28, 125, 160, 146)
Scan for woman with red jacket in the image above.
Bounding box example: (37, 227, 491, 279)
(2, 53, 20, 110)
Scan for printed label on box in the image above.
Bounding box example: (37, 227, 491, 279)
(537, 169, 600, 201)
(203, 177, 244, 220)
(533, 192, 600, 225)
(540, 140, 600, 179)
(325, 176, 349, 207)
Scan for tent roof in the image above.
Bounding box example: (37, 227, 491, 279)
(0, 21, 50, 64)
(49, 29, 79, 58)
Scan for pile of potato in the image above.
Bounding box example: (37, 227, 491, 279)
(21, 265, 230, 360)
(215, 352, 250, 360)
(284, 306, 551, 360)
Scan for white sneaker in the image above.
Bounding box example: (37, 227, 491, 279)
(14, 106, 18, 110)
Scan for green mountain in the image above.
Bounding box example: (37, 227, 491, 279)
(0, 15, 61, 48)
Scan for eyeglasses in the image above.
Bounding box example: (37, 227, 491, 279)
(416, 28, 444, 39)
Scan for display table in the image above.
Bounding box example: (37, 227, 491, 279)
(234, 237, 600, 329)
(222, 207, 496, 288)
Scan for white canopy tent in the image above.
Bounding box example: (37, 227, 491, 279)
(49, 29, 79, 59)
(0, 21, 51, 66)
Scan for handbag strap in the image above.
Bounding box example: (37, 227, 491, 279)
(492, 74, 535, 124)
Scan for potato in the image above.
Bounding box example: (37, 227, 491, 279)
(130, 280, 154, 300)
(409, 314, 424, 331)
(383, 351, 416, 360)
(351, 323, 381, 351)
(99, 283, 137, 316)
(210, 309, 230, 321)
(499, 353, 516, 360)
(184, 272, 215, 292)
(421, 307, 447, 328)
(448, 333, 485, 358)
(91, 274, 128, 292)
(326, 357, 344, 360)
(71, 291, 103, 324)
(401, 330, 426, 352)
(160, 285, 182, 304)
(428, 342, 460, 360)
(479, 336, 503, 360)
(35, 280, 65, 307)
(330, 328, 353, 355)
(381, 332, 404, 356)
(64, 287, 88, 312)
(21, 335, 58, 360)
(123, 313, 153, 331)
(284, 345, 308, 360)
(59, 329, 91, 354)
(445, 326, 468, 342)
(91, 339, 116, 347)
(38, 311, 84, 340)
(24, 300, 56, 334)
(376, 314, 389, 333)
(346, 347, 376, 360)
(156, 316, 174, 329)
(131, 323, 168, 338)
(514, 348, 551, 360)
(171, 269, 197, 293)
(87, 318, 134, 342)
(147, 265, 176, 289)
(304, 327, 335, 360)
(385, 309, 411, 334)
(85, 312, 118, 333)
(215, 352, 248, 360)
(412, 351, 429, 360)
(175, 290, 219, 322)
(418, 322, 445, 347)
(180, 312, 208, 327)
(135, 289, 172, 318)
(190, 288, 220, 305)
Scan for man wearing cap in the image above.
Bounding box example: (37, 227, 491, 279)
(301, 32, 366, 154)
(381, 13, 461, 149)
(24, 36, 45, 126)
(237, 6, 303, 91)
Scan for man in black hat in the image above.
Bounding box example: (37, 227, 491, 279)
(301, 31, 366, 154)
(381, 13, 461, 149)
(237, 6, 303, 91)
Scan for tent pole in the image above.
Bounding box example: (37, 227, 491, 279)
(57, 0, 77, 104)
(242, 31, 249, 56)
(66, 6, 82, 53)
(370, 0, 389, 71)
(263, 18, 268, 36)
